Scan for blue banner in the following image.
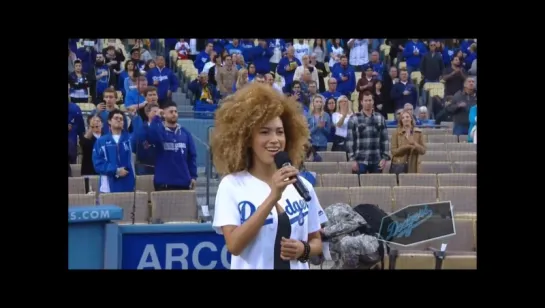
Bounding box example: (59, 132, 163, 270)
(121, 231, 231, 270)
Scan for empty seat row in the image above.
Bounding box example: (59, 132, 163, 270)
(314, 186, 476, 213)
(306, 161, 476, 174)
(69, 190, 198, 224)
(68, 175, 163, 201)
(315, 173, 476, 188)
(317, 145, 476, 162)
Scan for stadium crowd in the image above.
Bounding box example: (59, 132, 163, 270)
(68, 38, 477, 269)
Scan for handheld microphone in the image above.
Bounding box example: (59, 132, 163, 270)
(274, 151, 312, 202)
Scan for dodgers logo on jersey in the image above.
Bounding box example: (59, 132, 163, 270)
(285, 199, 309, 226)
(238, 201, 273, 225)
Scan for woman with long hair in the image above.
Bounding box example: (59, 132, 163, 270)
(373, 80, 387, 117)
(307, 95, 331, 152)
(211, 83, 325, 269)
(118, 60, 139, 97)
(247, 63, 256, 82)
(390, 110, 426, 174)
(331, 95, 353, 152)
(312, 39, 327, 64)
(144, 59, 156, 74)
(234, 68, 249, 92)
(328, 39, 344, 69)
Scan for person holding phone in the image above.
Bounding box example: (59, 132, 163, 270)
(92, 109, 135, 193)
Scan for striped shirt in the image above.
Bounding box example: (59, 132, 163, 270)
(346, 111, 390, 165)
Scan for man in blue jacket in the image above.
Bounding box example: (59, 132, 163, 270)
(251, 39, 273, 75)
(390, 69, 418, 110)
(147, 101, 197, 191)
(92, 109, 135, 193)
(403, 39, 427, 76)
(277, 46, 301, 93)
(195, 42, 213, 73)
(146, 56, 179, 108)
(332, 55, 356, 97)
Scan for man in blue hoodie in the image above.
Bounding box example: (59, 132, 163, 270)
(332, 55, 356, 97)
(146, 56, 179, 108)
(147, 101, 197, 191)
(251, 39, 273, 75)
(195, 42, 213, 73)
(92, 109, 135, 193)
(402, 39, 427, 76)
(277, 46, 301, 93)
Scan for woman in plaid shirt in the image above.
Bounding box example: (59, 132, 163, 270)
(346, 91, 390, 174)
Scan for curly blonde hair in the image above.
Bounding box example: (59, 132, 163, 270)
(211, 83, 309, 175)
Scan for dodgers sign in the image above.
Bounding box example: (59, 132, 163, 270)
(122, 230, 231, 270)
(378, 201, 455, 247)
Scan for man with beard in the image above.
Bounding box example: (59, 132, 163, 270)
(148, 101, 197, 191)
(89, 53, 116, 105)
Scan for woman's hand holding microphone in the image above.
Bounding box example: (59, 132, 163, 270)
(269, 166, 306, 261)
(269, 166, 299, 202)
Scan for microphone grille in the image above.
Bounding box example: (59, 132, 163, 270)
(273, 151, 290, 169)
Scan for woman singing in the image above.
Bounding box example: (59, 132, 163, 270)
(211, 83, 325, 270)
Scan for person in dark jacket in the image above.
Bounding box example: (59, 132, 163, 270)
(372, 80, 387, 117)
(381, 66, 398, 117)
(419, 40, 444, 83)
(311, 53, 328, 93)
(446, 78, 477, 135)
(88, 53, 117, 105)
(390, 69, 417, 110)
(68, 95, 85, 164)
(80, 116, 102, 176)
(68, 60, 91, 103)
(131, 102, 160, 175)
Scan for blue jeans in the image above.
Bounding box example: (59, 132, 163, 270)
(453, 125, 469, 136)
(353, 163, 382, 174)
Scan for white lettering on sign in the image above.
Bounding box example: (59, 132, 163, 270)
(136, 242, 231, 269)
(193, 242, 217, 269)
(69, 210, 110, 221)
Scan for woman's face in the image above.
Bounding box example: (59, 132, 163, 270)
(401, 112, 412, 127)
(335, 39, 340, 45)
(127, 62, 134, 70)
(327, 99, 336, 111)
(316, 39, 322, 45)
(313, 98, 323, 111)
(338, 98, 347, 109)
(375, 81, 382, 90)
(249, 64, 256, 74)
(148, 61, 156, 69)
(90, 117, 103, 134)
(251, 116, 285, 167)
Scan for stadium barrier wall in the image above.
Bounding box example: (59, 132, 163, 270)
(68, 206, 231, 270)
